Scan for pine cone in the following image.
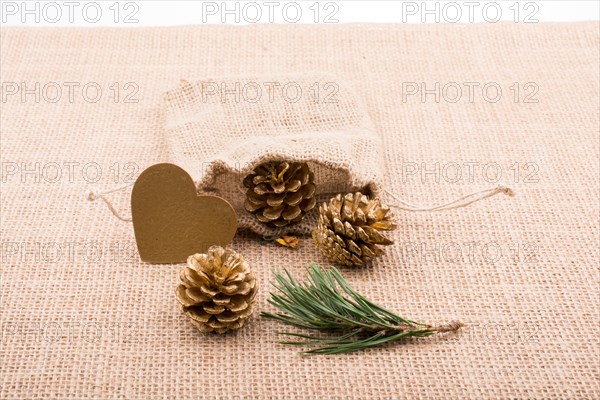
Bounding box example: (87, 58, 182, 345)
(313, 192, 397, 267)
(243, 161, 317, 228)
(175, 246, 257, 334)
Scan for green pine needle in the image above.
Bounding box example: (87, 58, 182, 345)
(261, 264, 463, 355)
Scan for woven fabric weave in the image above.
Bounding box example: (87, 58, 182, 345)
(1, 23, 598, 399)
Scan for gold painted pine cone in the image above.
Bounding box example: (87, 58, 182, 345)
(243, 161, 317, 228)
(313, 192, 397, 267)
(175, 246, 257, 334)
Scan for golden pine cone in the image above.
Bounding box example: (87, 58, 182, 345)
(243, 161, 317, 228)
(175, 246, 257, 334)
(313, 192, 397, 267)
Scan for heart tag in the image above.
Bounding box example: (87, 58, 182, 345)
(131, 163, 237, 263)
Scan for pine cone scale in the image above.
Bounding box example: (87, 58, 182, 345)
(263, 204, 285, 220)
(282, 205, 302, 220)
(175, 286, 196, 307)
(199, 285, 219, 297)
(216, 312, 239, 323)
(186, 287, 211, 303)
(300, 196, 317, 211)
(266, 194, 286, 207)
(286, 180, 302, 192)
(227, 297, 249, 312)
(186, 310, 211, 323)
(203, 304, 225, 314)
(212, 296, 231, 306)
(285, 191, 303, 206)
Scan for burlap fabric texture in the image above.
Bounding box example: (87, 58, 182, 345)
(163, 74, 384, 236)
(1, 23, 598, 399)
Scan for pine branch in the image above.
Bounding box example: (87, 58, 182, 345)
(261, 264, 463, 354)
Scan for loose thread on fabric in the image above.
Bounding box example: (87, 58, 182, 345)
(86, 183, 134, 222)
(384, 185, 515, 212)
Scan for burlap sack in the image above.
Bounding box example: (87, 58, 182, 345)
(163, 74, 384, 237)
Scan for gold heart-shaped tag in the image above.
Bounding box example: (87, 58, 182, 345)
(131, 163, 237, 263)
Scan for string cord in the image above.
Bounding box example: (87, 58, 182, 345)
(384, 184, 515, 212)
(86, 183, 134, 222)
(88, 183, 515, 222)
